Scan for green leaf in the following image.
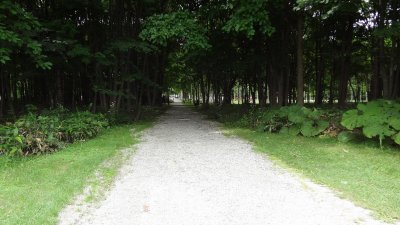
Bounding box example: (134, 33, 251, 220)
(389, 118, 400, 130)
(362, 124, 395, 139)
(15, 136, 23, 144)
(341, 109, 360, 129)
(393, 132, 400, 145)
(300, 120, 328, 137)
(288, 125, 301, 136)
(279, 125, 300, 136)
(288, 111, 303, 124)
(316, 121, 329, 133)
(300, 121, 315, 137)
(308, 109, 322, 120)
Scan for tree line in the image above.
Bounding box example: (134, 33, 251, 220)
(1, 0, 399, 120)
(165, 0, 400, 107)
(1, 0, 170, 119)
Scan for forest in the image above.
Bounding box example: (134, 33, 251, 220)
(1, 0, 399, 116)
(1, 0, 400, 154)
(1, 1, 400, 224)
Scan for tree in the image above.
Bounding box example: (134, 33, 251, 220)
(1, 0, 399, 120)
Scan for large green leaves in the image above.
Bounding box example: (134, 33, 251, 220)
(394, 133, 400, 145)
(341, 109, 360, 129)
(301, 120, 329, 137)
(268, 105, 329, 137)
(389, 118, 400, 130)
(362, 124, 395, 139)
(280, 125, 301, 136)
(341, 100, 400, 147)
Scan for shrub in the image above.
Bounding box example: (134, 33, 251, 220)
(16, 112, 64, 154)
(341, 100, 400, 147)
(61, 112, 109, 142)
(1, 108, 109, 156)
(0, 124, 24, 156)
(264, 105, 329, 137)
(236, 106, 277, 129)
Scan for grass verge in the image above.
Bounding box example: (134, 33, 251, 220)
(198, 104, 400, 222)
(0, 122, 153, 225)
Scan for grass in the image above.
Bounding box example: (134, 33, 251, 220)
(198, 104, 400, 223)
(0, 122, 154, 225)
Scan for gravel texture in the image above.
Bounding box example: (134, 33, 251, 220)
(59, 104, 389, 225)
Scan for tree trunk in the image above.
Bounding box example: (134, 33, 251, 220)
(296, 12, 305, 106)
(338, 17, 354, 107)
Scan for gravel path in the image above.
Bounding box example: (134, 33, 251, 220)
(59, 104, 389, 225)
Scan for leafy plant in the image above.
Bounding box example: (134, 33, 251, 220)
(250, 108, 281, 131)
(341, 100, 400, 147)
(337, 131, 358, 143)
(2, 107, 109, 156)
(16, 111, 64, 154)
(0, 124, 24, 156)
(264, 105, 329, 137)
(61, 112, 109, 142)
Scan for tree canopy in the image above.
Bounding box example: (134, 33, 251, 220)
(1, 0, 399, 119)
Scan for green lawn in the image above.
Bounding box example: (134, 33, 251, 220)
(0, 122, 153, 225)
(225, 127, 400, 222)
(197, 104, 399, 222)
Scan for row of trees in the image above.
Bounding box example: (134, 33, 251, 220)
(1, 0, 399, 120)
(1, 0, 171, 119)
(160, 0, 400, 107)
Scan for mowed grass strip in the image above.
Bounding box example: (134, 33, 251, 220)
(227, 127, 400, 222)
(0, 122, 152, 225)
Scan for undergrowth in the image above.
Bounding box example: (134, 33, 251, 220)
(0, 105, 167, 156)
